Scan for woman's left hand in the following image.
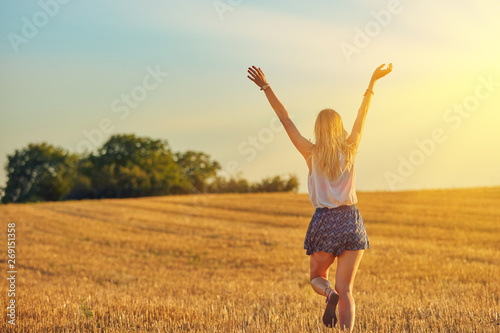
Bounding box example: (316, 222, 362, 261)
(247, 66, 269, 89)
(371, 63, 393, 81)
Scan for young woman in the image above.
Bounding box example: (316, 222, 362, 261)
(247, 63, 393, 331)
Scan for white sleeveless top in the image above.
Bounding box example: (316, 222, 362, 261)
(307, 152, 357, 208)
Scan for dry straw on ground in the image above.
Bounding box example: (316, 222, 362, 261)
(0, 187, 499, 332)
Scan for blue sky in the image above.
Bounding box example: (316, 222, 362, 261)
(1, 0, 499, 193)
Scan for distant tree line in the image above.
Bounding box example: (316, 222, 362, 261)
(0, 134, 299, 204)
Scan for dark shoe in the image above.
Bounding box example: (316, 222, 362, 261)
(323, 289, 339, 328)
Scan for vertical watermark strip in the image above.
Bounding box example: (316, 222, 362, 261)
(6, 222, 17, 326)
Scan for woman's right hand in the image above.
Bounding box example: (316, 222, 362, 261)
(372, 63, 393, 81)
(247, 66, 269, 89)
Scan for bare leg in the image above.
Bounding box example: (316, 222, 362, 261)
(309, 251, 336, 296)
(335, 250, 364, 332)
(310, 251, 341, 327)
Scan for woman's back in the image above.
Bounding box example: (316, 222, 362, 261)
(307, 152, 357, 208)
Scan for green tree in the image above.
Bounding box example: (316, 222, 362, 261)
(251, 174, 299, 193)
(174, 151, 221, 193)
(82, 134, 189, 198)
(208, 175, 250, 193)
(1, 143, 78, 203)
(0, 134, 300, 203)
(283, 174, 299, 192)
(62, 158, 94, 200)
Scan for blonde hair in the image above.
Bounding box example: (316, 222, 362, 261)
(311, 108, 357, 180)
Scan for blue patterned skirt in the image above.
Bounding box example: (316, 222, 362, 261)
(304, 204, 370, 256)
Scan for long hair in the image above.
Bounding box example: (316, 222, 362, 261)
(311, 108, 357, 180)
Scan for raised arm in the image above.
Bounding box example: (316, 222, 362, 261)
(247, 66, 313, 160)
(347, 63, 393, 150)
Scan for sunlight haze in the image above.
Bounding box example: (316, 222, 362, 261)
(1, 0, 499, 193)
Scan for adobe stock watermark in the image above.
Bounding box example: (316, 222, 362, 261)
(213, 0, 243, 21)
(68, 65, 169, 155)
(339, 0, 414, 63)
(384, 74, 499, 190)
(8, 0, 72, 54)
(177, 114, 296, 221)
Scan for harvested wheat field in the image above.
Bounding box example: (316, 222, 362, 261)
(0, 187, 499, 332)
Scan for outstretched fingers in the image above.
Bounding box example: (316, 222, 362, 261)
(247, 68, 258, 81)
(248, 68, 257, 78)
(249, 66, 265, 76)
(247, 65, 268, 88)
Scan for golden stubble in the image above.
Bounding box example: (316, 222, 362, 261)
(0, 188, 499, 332)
